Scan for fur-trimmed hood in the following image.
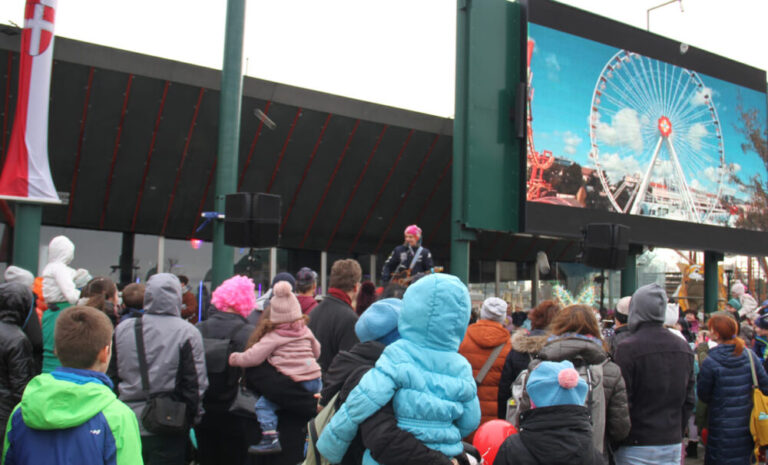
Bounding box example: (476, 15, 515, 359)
(511, 329, 550, 355)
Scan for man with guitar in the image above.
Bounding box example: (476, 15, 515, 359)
(381, 225, 435, 286)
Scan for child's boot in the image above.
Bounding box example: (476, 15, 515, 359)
(249, 431, 282, 455)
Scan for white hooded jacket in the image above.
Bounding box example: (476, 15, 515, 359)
(42, 236, 82, 304)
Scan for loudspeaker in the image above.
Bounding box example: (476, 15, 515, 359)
(224, 193, 281, 248)
(582, 223, 629, 270)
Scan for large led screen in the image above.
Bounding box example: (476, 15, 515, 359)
(526, 22, 768, 231)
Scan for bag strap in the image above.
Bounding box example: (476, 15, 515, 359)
(748, 349, 759, 389)
(409, 246, 424, 271)
(134, 317, 151, 399)
(476, 343, 506, 384)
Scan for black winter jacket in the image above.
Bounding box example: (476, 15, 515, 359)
(196, 311, 255, 413)
(0, 283, 36, 443)
(498, 329, 549, 418)
(381, 244, 434, 284)
(308, 294, 359, 377)
(323, 341, 453, 465)
(614, 323, 695, 446)
(494, 405, 604, 465)
(698, 345, 768, 465)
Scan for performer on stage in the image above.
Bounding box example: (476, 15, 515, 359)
(381, 225, 434, 285)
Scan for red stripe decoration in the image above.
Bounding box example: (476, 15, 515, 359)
(347, 129, 414, 254)
(131, 80, 170, 231)
(160, 87, 205, 236)
(265, 107, 301, 193)
(299, 119, 360, 248)
(190, 158, 217, 237)
(414, 157, 452, 225)
(325, 125, 389, 251)
(66, 67, 95, 225)
(99, 74, 134, 229)
(374, 134, 439, 253)
(281, 113, 332, 234)
(238, 100, 272, 190)
(425, 204, 451, 246)
(1, 53, 12, 166)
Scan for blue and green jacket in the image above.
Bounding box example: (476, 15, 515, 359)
(2, 368, 142, 465)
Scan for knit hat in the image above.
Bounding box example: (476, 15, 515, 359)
(481, 297, 508, 323)
(728, 298, 742, 311)
(269, 281, 302, 324)
(731, 282, 746, 298)
(526, 360, 588, 408)
(616, 296, 631, 316)
(211, 275, 257, 317)
(272, 272, 296, 291)
(4, 266, 34, 288)
(664, 303, 680, 327)
(355, 298, 403, 345)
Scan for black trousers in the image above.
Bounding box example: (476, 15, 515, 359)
(141, 433, 187, 465)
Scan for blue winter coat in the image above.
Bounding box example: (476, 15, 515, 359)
(316, 274, 481, 464)
(698, 345, 768, 465)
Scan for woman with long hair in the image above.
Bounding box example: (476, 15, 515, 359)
(532, 304, 630, 460)
(698, 313, 768, 465)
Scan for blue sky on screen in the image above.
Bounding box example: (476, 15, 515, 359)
(528, 23, 767, 202)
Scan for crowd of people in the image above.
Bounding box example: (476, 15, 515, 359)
(2, 230, 768, 465)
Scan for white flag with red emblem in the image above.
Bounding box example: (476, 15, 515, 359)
(0, 0, 60, 203)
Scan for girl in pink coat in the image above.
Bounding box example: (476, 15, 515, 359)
(229, 280, 322, 454)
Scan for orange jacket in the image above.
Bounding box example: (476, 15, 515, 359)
(33, 277, 47, 322)
(459, 319, 512, 431)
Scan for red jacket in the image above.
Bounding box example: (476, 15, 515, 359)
(459, 320, 512, 431)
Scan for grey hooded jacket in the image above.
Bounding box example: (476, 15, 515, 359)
(116, 273, 208, 435)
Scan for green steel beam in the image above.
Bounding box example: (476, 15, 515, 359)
(12, 203, 42, 274)
(620, 253, 637, 297)
(211, 0, 246, 289)
(451, 0, 470, 283)
(704, 251, 722, 313)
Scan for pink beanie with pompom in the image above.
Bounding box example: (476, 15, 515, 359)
(269, 281, 302, 324)
(211, 275, 256, 317)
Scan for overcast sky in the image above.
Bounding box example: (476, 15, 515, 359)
(3, 0, 766, 117)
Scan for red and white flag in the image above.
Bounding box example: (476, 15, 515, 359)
(0, 0, 60, 203)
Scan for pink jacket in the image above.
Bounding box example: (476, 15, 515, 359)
(229, 322, 321, 382)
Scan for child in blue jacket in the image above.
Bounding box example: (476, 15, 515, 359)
(317, 273, 481, 464)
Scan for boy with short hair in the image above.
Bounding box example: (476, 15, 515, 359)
(2, 306, 142, 465)
(119, 283, 145, 322)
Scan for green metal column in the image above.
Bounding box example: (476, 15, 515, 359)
(451, 0, 470, 283)
(211, 0, 246, 289)
(621, 253, 637, 297)
(12, 203, 42, 274)
(704, 251, 721, 313)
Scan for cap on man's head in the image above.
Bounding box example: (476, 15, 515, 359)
(756, 315, 768, 330)
(616, 296, 631, 316)
(728, 298, 742, 311)
(296, 267, 318, 285)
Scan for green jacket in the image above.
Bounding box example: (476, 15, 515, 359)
(3, 368, 142, 465)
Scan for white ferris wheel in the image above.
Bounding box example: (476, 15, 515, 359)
(589, 50, 726, 223)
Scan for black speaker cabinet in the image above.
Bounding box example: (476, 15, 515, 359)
(582, 223, 629, 270)
(224, 193, 281, 248)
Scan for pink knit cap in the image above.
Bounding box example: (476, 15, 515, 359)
(211, 275, 256, 317)
(269, 281, 302, 324)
